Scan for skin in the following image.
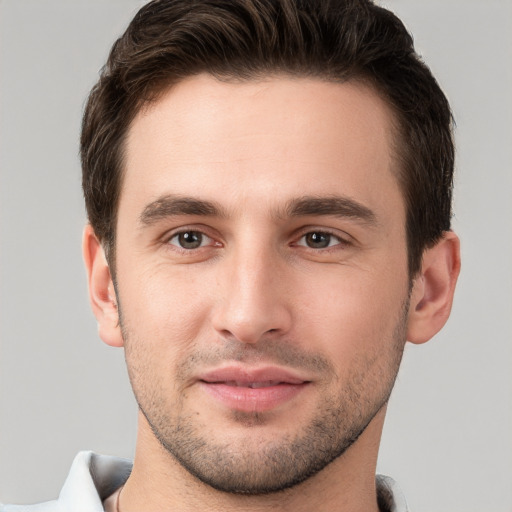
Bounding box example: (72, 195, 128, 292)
(84, 74, 460, 512)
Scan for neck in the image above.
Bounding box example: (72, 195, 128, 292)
(118, 409, 386, 512)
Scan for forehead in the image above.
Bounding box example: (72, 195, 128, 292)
(121, 74, 403, 224)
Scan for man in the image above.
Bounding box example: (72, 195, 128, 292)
(2, 0, 460, 510)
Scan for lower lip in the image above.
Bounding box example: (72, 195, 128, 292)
(199, 382, 309, 413)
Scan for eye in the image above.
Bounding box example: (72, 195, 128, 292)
(296, 231, 343, 249)
(168, 230, 212, 250)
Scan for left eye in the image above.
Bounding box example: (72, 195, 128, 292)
(296, 232, 342, 249)
(168, 231, 212, 249)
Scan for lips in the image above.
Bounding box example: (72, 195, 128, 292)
(223, 380, 284, 388)
(198, 366, 310, 413)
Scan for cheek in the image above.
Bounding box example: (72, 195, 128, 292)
(117, 259, 214, 357)
(294, 265, 409, 368)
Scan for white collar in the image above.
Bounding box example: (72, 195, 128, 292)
(1, 451, 408, 511)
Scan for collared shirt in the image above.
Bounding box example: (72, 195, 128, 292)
(1, 451, 408, 511)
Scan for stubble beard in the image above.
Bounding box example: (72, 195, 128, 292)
(121, 300, 409, 496)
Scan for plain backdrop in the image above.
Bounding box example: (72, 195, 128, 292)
(1, 1, 511, 511)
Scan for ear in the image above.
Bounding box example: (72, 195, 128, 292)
(82, 224, 124, 347)
(407, 231, 461, 344)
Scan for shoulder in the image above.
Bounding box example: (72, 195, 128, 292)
(1, 451, 132, 512)
(376, 474, 409, 512)
(1, 501, 59, 512)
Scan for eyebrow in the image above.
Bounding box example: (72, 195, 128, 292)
(140, 195, 226, 226)
(285, 196, 378, 226)
(139, 193, 378, 227)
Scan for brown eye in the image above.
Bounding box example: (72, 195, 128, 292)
(169, 231, 208, 249)
(303, 232, 334, 249)
(296, 231, 346, 250)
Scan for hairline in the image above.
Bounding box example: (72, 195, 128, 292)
(102, 71, 420, 280)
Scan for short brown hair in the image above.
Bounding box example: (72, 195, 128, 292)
(81, 0, 454, 276)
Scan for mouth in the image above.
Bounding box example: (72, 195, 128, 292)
(221, 380, 290, 388)
(197, 366, 311, 413)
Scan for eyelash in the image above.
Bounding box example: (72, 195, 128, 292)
(293, 229, 351, 251)
(162, 226, 352, 255)
(166, 229, 219, 252)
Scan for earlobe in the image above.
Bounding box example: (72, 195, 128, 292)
(82, 225, 124, 347)
(407, 231, 461, 344)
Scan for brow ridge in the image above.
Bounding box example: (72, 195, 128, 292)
(285, 195, 378, 226)
(140, 195, 225, 226)
(139, 193, 378, 227)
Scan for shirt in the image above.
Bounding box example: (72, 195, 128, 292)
(1, 451, 408, 511)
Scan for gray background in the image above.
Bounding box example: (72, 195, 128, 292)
(1, 1, 511, 510)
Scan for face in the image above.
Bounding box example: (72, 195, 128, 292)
(114, 75, 411, 493)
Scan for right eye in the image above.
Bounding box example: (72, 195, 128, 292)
(168, 231, 212, 250)
(297, 231, 339, 249)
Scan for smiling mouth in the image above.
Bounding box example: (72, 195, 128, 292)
(198, 368, 311, 413)
(213, 380, 289, 388)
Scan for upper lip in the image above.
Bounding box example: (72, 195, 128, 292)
(198, 366, 309, 385)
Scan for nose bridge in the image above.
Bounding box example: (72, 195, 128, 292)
(213, 238, 291, 343)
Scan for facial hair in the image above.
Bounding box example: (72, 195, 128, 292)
(120, 298, 409, 495)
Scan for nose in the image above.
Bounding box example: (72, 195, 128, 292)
(212, 245, 293, 344)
